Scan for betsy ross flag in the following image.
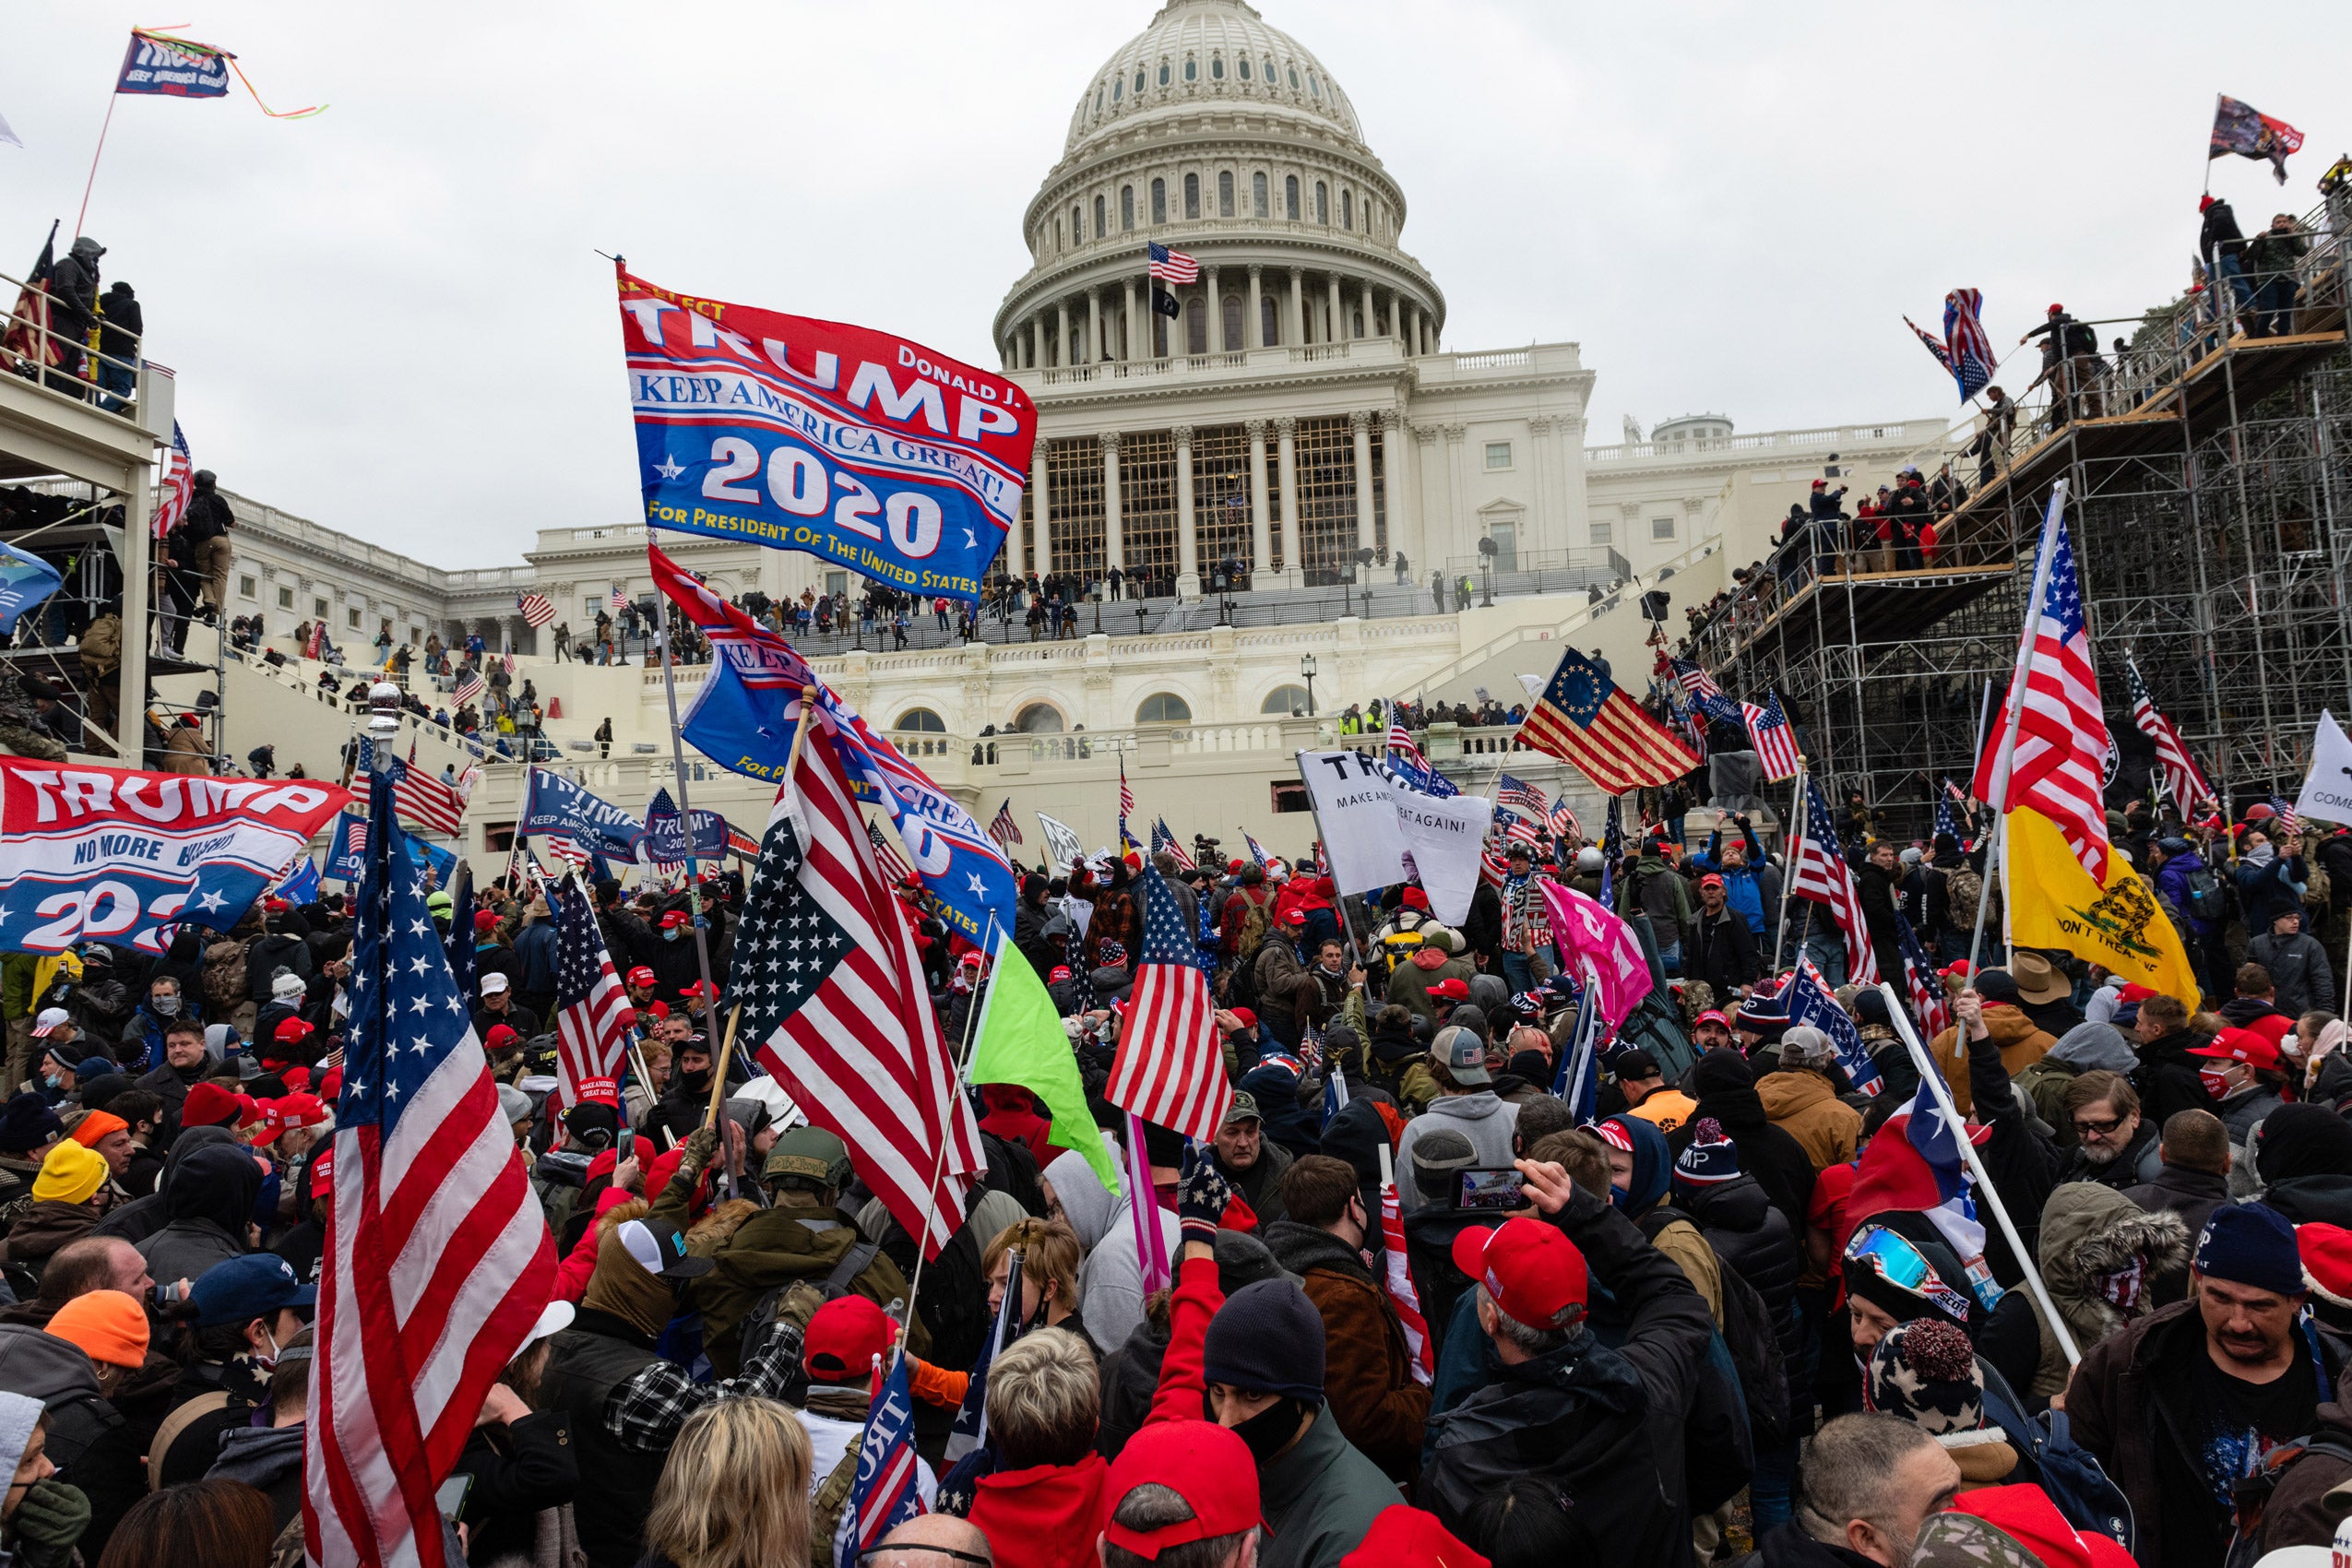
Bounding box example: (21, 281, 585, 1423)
(516, 592, 555, 629)
(1147, 242, 1199, 283)
(548, 875, 633, 1119)
(1104, 862, 1232, 1144)
(2123, 654, 2213, 817)
(1149, 818, 1194, 870)
(1379, 1183, 1436, 1387)
(987, 799, 1023, 852)
(1972, 493, 2112, 880)
(735, 724, 984, 1259)
(1742, 694, 1802, 782)
(1519, 646, 1700, 795)
(1789, 776, 1882, 986)
(304, 744, 554, 1568)
(837, 1354, 927, 1567)
(152, 422, 194, 538)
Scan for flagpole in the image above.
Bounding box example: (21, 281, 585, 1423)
(656, 611, 727, 1037)
(1875, 981, 2079, 1367)
(1769, 757, 1807, 975)
(897, 911, 1000, 1361)
(1965, 481, 2068, 980)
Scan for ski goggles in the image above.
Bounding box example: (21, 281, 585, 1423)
(1845, 1224, 1976, 1324)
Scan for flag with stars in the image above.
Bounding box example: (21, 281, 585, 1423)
(304, 750, 554, 1568)
(1972, 497, 2112, 880)
(550, 875, 632, 1116)
(735, 724, 983, 1260)
(1103, 862, 1231, 1144)
(1519, 647, 1700, 795)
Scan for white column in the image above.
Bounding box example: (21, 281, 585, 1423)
(1276, 416, 1302, 587)
(1087, 291, 1102, 363)
(1246, 418, 1274, 587)
(1206, 267, 1222, 352)
(1122, 279, 1137, 361)
(1349, 410, 1376, 557)
(1174, 424, 1199, 600)
(1381, 412, 1410, 573)
(1246, 266, 1263, 350)
(1102, 433, 1124, 575)
(1055, 300, 1071, 368)
(1326, 274, 1343, 343)
(1289, 267, 1305, 345)
(1031, 443, 1052, 577)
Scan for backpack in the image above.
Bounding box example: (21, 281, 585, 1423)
(202, 939, 248, 1013)
(2184, 867, 2228, 923)
(1976, 1360, 2134, 1552)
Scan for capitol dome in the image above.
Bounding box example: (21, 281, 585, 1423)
(994, 0, 1443, 371)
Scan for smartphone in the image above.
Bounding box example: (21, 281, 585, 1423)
(1458, 1168, 1532, 1213)
(434, 1473, 471, 1521)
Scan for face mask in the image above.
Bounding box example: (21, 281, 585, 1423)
(2200, 1065, 2236, 1098)
(152, 996, 180, 1017)
(1228, 1396, 1309, 1465)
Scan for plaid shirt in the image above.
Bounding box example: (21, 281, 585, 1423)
(606, 1317, 806, 1453)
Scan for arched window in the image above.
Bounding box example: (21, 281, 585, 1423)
(1252, 171, 1268, 217)
(1014, 703, 1064, 733)
(1184, 172, 1200, 219)
(1137, 693, 1193, 724)
(1262, 684, 1310, 716)
(1341, 189, 1352, 229)
(1094, 195, 1106, 237)
(1185, 296, 1208, 355)
(1260, 295, 1278, 346)
(1151, 178, 1167, 224)
(1314, 182, 1328, 224)
(895, 707, 946, 732)
(1218, 170, 1234, 217)
(1122, 185, 1135, 230)
(1182, 57, 1196, 82)
(1284, 174, 1300, 220)
(1210, 53, 1224, 80)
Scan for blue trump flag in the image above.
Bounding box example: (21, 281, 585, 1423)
(518, 767, 645, 862)
(651, 545, 1014, 945)
(617, 263, 1036, 606)
(0, 542, 62, 636)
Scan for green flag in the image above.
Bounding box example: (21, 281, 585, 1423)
(971, 929, 1121, 1198)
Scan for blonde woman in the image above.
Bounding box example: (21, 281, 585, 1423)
(639, 1397, 811, 1568)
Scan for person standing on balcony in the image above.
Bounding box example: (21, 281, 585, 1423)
(179, 470, 235, 624)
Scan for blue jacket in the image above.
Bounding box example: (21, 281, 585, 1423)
(512, 920, 559, 993)
(1689, 828, 1775, 939)
(2232, 852, 2307, 932)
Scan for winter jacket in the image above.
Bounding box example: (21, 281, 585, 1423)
(1922, 1004, 2053, 1118)
(1420, 1183, 1715, 1568)
(1396, 1094, 1520, 1215)
(1263, 1219, 1430, 1480)
(2024, 1182, 2192, 1400)
(2248, 930, 2335, 1017)
(2120, 1162, 2230, 1242)
(1753, 1070, 1860, 1172)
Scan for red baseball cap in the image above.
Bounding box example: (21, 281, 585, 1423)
(1101, 1420, 1260, 1562)
(625, 967, 657, 988)
(2189, 1027, 2281, 1072)
(1431, 978, 1470, 1001)
(1340, 1506, 1489, 1568)
(1451, 1215, 1588, 1326)
(802, 1296, 897, 1384)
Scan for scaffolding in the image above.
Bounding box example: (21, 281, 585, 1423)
(1705, 191, 2352, 840)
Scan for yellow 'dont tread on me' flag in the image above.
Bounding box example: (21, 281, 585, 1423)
(2004, 805, 2201, 1004)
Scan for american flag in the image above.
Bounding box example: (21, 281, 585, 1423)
(1971, 496, 2112, 879)
(451, 671, 484, 708)
(1788, 776, 1882, 986)
(151, 422, 194, 538)
(548, 875, 633, 1118)
(867, 818, 914, 885)
(1241, 828, 1273, 867)
(1146, 242, 1199, 284)
(349, 738, 467, 837)
(516, 592, 555, 629)
(1386, 703, 1426, 769)
(1104, 863, 1231, 1143)
(1379, 1183, 1435, 1387)
(1548, 797, 1582, 840)
(2123, 655, 2213, 817)
(839, 1354, 926, 1566)
(735, 724, 983, 1258)
(1743, 694, 1802, 782)
(1149, 818, 1194, 870)
(304, 753, 554, 1568)
(987, 799, 1023, 852)
(1519, 647, 1700, 795)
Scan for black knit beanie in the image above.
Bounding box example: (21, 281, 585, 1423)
(1202, 1279, 1326, 1405)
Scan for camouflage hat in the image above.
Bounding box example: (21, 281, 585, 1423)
(762, 1125, 852, 1191)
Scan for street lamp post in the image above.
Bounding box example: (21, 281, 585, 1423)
(1301, 652, 1317, 716)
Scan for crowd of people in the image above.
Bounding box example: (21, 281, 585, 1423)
(0, 762, 2341, 1567)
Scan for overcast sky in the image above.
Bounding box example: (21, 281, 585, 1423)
(4, 3, 2345, 564)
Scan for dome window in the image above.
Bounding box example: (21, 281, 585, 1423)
(1253, 171, 1269, 218)
(1288, 65, 1300, 89)
(1158, 63, 1170, 87)
(1239, 57, 1252, 80)
(1183, 57, 1196, 82)
(1112, 77, 1123, 102)
(1308, 71, 1321, 98)
(1210, 53, 1224, 80)
(1183, 172, 1200, 219)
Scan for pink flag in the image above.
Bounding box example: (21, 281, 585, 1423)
(1380, 1183, 1434, 1387)
(1539, 881, 1655, 1029)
